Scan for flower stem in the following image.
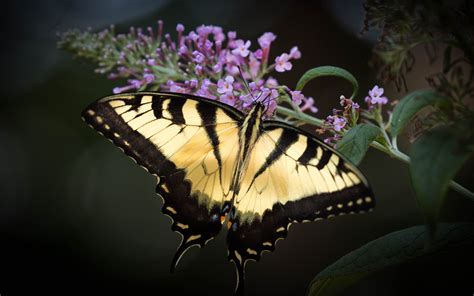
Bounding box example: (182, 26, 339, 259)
(276, 106, 324, 126)
(277, 105, 474, 201)
(373, 142, 474, 201)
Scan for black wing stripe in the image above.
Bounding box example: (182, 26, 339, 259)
(152, 96, 164, 119)
(197, 102, 223, 173)
(253, 128, 298, 180)
(167, 97, 186, 125)
(297, 137, 319, 165)
(316, 148, 332, 169)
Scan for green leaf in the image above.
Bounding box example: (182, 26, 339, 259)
(410, 125, 473, 231)
(390, 89, 446, 137)
(308, 223, 474, 296)
(337, 124, 381, 165)
(296, 66, 359, 99)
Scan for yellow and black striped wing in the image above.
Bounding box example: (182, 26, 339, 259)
(227, 121, 374, 293)
(82, 92, 243, 270)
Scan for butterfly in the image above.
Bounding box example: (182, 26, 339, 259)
(82, 91, 374, 295)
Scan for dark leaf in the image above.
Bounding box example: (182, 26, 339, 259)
(296, 66, 359, 99)
(391, 89, 446, 137)
(337, 124, 381, 165)
(409, 125, 472, 230)
(308, 223, 474, 296)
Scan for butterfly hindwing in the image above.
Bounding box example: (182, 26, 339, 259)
(227, 121, 374, 293)
(82, 92, 243, 271)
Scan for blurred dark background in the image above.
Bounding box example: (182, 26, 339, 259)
(1, 0, 473, 295)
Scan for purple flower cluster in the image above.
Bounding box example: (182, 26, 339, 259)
(61, 21, 317, 118)
(321, 86, 390, 147)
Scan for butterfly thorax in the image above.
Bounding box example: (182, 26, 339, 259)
(229, 103, 265, 198)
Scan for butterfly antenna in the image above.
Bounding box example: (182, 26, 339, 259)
(237, 66, 256, 103)
(259, 88, 283, 116)
(261, 87, 281, 105)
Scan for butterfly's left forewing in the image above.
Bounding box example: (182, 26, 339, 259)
(82, 92, 242, 270)
(227, 121, 374, 294)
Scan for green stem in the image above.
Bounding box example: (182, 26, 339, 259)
(449, 181, 474, 201)
(372, 141, 474, 201)
(276, 105, 474, 201)
(276, 106, 324, 127)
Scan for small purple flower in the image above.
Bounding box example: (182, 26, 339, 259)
(170, 84, 187, 93)
(176, 24, 185, 32)
(194, 65, 203, 75)
(326, 115, 346, 131)
(113, 84, 135, 94)
(300, 97, 318, 113)
(231, 39, 251, 57)
(371, 96, 388, 105)
(258, 87, 278, 103)
(258, 32, 276, 49)
(212, 26, 223, 35)
(226, 64, 239, 75)
(214, 32, 225, 42)
(213, 62, 223, 73)
(289, 46, 301, 59)
(188, 31, 199, 41)
(192, 50, 205, 63)
(248, 82, 258, 90)
(265, 77, 278, 88)
(144, 73, 155, 83)
(290, 90, 304, 105)
(259, 88, 279, 117)
(254, 49, 263, 60)
(203, 39, 213, 51)
(228, 31, 237, 40)
(195, 79, 216, 99)
(179, 45, 188, 55)
(202, 78, 212, 88)
(197, 25, 213, 37)
(275, 53, 292, 72)
(220, 92, 236, 106)
(365, 85, 389, 105)
(189, 79, 198, 88)
(217, 75, 234, 94)
(147, 59, 156, 66)
(130, 79, 143, 89)
(265, 100, 278, 117)
(112, 87, 122, 94)
(249, 54, 261, 77)
(369, 85, 384, 97)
